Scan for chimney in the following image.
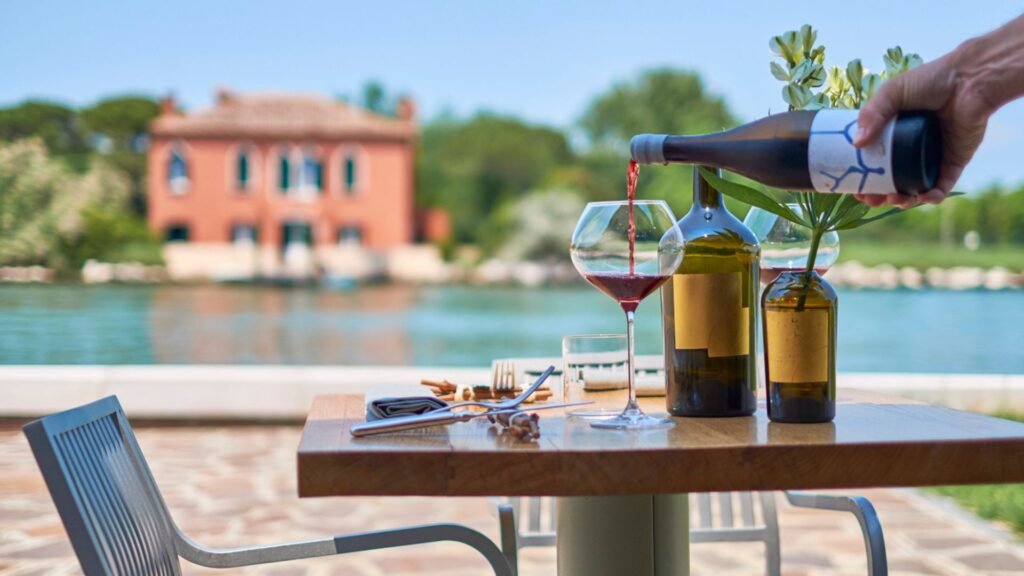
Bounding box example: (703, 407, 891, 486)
(216, 87, 238, 106)
(396, 97, 416, 123)
(160, 95, 178, 116)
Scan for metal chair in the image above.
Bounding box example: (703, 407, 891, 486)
(497, 492, 887, 576)
(23, 396, 512, 576)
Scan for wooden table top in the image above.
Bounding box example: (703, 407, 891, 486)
(297, 389, 1024, 497)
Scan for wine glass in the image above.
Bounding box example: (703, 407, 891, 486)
(742, 205, 840, 285)
(570, 200, 684, 430)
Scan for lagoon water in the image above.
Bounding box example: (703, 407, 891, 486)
(0, 284, 1020, 374)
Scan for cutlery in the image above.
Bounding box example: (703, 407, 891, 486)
(350, 400, 592, 437)
(494, 360, 516, 394)
(432, 365, 555, 414)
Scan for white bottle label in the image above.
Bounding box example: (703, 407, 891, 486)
(807, 109, 895, 195)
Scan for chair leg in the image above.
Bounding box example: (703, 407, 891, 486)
(784, 491, 888, 576)
(759, 493, 782, 576)
(497, 504, 519, 576)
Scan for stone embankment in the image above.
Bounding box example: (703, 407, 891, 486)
(826, 261, 1023, 290)
(0, 258, 1021, 289)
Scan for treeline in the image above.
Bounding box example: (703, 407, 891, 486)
(1, 70, 1023, 270)
(0, 96, 163, 269)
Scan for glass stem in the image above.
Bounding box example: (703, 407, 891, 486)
(624, 309, 640, 412)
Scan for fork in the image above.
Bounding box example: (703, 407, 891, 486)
(429, 364, 554, 414)
(493, 360, 516, 395)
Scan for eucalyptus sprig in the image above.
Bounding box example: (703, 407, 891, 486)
(710, 24, 932, 308)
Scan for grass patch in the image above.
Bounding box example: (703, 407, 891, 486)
(838, 242, 1024, 271)
(930, 411, 1024, 536)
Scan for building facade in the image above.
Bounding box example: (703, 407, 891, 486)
(148, 89, 444, 281)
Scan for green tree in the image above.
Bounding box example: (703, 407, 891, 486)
(578, 69, 739, 215)
(0, 139, 159, 269)
(80, 95, 160, 215)
(0, 100, 89, 170)
(418, 112, 574, 244)
(361, 81, 394, 116)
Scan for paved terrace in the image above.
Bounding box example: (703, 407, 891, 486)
(4, 423, 1024, 575)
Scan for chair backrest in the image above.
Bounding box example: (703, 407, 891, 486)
(510, 493, 779, 547)
(690, 492, 777, 534)
(23, 396, 182, 576)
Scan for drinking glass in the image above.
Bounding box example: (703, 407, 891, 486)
(569, 200, 684, 430)
(562, 334, 628, 420)
(742, 205, 840, 285)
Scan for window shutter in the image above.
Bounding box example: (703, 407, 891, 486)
(345, 155, 356, 192)
(315, 162, 324, 192)
(279, 155, 290, 190)
(238, 153, 249, 188)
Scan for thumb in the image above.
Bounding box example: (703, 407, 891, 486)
(854, 75, 905, 147)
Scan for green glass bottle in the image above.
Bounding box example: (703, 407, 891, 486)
(661, 167, 760, 417)
(762, 270, 837, 423)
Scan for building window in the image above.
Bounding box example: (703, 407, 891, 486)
(338, 225, 362, 246)
(299, 152, 322, 194)
(168, 147, 189, 193)
(344, 155, 356, 192)
(237, 151, 250, 190)
(282, 221, 313, 248)
(278, 153, 291, 191)
(232, 224, 258, 245)
(166, 225, 190, 242)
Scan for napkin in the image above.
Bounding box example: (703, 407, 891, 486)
(365, 384, 449, 420)
(582, 369, 666, 397)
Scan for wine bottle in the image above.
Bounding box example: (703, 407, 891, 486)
(631, 109, 941, 195)
(762, 269, 837, 423)
(661, 167, 759, 417)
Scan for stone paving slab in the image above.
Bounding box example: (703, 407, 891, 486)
(2, 423, 1024, 575)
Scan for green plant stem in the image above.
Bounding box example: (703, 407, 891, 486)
(797, 228, 824, 311)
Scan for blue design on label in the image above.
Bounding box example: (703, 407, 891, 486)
(810, 119, 886, 193)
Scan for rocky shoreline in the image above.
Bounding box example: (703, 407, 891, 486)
(825, 261, 1024, 290)
(1, 259, 1022, 290)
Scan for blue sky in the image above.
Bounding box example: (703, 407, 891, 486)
(3, 1, 1021, 190)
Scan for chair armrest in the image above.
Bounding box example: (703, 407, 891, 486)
(497, 504, 519, 575)
(175, 523, 513, 576)
(784, 491, 887, 576)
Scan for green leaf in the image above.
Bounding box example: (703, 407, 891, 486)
(828, 198, 870, 230)
(905, 53, 924, 70)
(833, 206, 915, 231)
(862, 73, 882, 100)
(800, 24, 816, 54)
(884, 46, 905, 76)
(770, 61, 790, 81)
(804, 93, 830, 110)
(782, 84, 811, 109)
(791, 60, 813, 83)
(698, 167, 807, 226)
(846, 59, 864, 91)
(805, 64, 827, 87)
(770, 34, 797, 64)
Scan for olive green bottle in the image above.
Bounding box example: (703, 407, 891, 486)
(661, 167, 759, 417)
(762, 270, 837, 423)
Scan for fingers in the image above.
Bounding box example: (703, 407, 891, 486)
(891, 194, 921, 209)
(856, 194, 889, 207)
(855, 76, 905, 147)
(920, 189, 948, 205)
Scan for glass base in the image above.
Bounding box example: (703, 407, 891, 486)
(568, 407, 622, 420)
(591, 408, 674, 430)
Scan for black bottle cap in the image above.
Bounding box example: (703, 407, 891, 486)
(891, 111, 942, 195)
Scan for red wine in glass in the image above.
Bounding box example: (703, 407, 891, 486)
(627, 160, 639, 274)
(583, 273, 670, 313)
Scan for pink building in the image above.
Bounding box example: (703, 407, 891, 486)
(148, 89, 447, 281)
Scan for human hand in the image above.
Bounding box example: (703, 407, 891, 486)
(853, 50, 992, 208)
